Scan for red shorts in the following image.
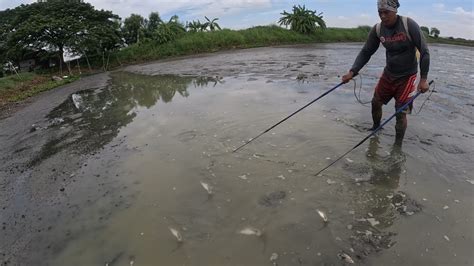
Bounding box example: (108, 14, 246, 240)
(374, 72, 417, 112)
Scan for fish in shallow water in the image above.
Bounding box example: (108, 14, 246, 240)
(316, 209, 328, 223)
(239, 227, 262, 237)
(169, 227, 183, 242)
(338, 252, 355, 264)
(200, 181, 213, 195)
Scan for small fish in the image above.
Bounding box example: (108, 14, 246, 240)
(238, 174, 248, 180)
(270, 252, 278, 265)
(338, 252, 355, 264)
(239, 227, 262, 237)
(317, 209, 328, 223)
(366, 218, 380, 226)
(270, 253, 278, 261)
(169, 227, 183, 242)
(200, 181, 213, 195)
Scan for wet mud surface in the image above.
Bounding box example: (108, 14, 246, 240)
(1, 44, 473, 265)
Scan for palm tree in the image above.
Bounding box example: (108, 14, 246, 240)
(202, 16, 221, 31)
(279, 5, 326, 35)
(152, 15, 186, 44)
(186, 20, 202, 32)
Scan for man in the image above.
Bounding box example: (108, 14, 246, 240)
(342, 0, 430, 146)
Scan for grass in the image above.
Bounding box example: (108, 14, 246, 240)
(113, 26, 311, 64)
(0, 72, 36, 90)
(112, 26, 369, 65)
(426, 36, 474, 47)
(0, 72, 78, 103)
(1, 25, 472, 108)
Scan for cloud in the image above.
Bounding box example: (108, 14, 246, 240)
(449, 6, 474, 18)
(326, 13, 377, 28)
(426, 5, 474, 39)
(433, 3, 445, 12)
(1, 0, 473, 39)
(89, 0, 272, 20)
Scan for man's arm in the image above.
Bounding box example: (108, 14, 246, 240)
(350, 25, 380, 75)
(408, 17, 430, 92)
(408, 18, 430, 79)
(342, 25, 380, 83)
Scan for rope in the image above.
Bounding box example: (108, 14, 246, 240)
(353, 74, 371, 106)
(413, 81, 435, 115)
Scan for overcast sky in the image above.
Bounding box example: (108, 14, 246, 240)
(1, 0, 473, 39)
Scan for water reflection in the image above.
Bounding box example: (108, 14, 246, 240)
(111, 72, 194, 106)
(347, 137, 407, 259)
(364, 136, 405, 228)
(30, 72, 218, 166)
(192, 76, 224, 87)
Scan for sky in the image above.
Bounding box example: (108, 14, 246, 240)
(1, 0, 473, 39)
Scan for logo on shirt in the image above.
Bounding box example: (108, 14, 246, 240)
(380, 32, 407, 43)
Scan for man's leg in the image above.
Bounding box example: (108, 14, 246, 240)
(370, 97, 383, 130)
(393, 74, 417, 147)
(394, 112, 407, 147)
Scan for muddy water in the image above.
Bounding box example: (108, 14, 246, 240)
(1, 44, 473, 266)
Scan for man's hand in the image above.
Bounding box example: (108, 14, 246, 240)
(418, 78, 429, 93)
(342, 71, 354, 84)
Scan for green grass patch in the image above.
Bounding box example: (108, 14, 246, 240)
(112, 26, 371, 66)
(0, 72, 37, 91)
(0, 73, 78, 103)
(426, 36, 474, 47)
(114, 26, 320, 64)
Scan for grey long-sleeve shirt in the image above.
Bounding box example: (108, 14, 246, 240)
(350, 16, 430, 79)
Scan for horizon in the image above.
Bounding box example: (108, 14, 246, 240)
(1, 0, 473, 40)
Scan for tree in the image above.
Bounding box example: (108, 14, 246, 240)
(123, 14, 146, 45)
(151, 15, 186, 44)
(2, 1, 121, 67)
(0, 9, 16, 63)
(146, 12, 162, 37)
(279, 5, 326, 35)
(71, 18, 122, 71)
(38, 0, 84, 2)
(430, 27, 440, 38)
(202, 16, 221, 31)
(420, 26, 430, 37)
(186, 20, 203, 32)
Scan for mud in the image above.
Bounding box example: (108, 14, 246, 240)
(258, 191, 287, 207)
(1, 44, 473, 265)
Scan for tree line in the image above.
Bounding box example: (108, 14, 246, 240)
(420, 26, 440, 38)
(2, 0, 455, 76)
(0, 0, 223, 72)
(0, 1, 334, 75)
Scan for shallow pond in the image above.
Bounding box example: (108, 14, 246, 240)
(1, 44, 473, 265)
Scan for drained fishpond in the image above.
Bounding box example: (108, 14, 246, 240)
(0, 44, 473, 265)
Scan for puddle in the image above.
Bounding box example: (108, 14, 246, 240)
(1, 44, 473, 266)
